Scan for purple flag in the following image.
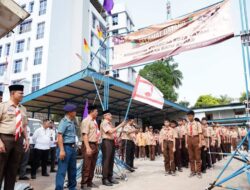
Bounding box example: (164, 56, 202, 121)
(83, 100, 88, 119)
(103, 0, 114, 14)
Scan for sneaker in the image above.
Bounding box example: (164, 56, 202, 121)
(197, 173, 202, 178)
(189, 172, 196, 177)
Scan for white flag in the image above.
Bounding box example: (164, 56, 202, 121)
(132, 76, 164, 109)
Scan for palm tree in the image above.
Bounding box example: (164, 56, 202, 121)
(164, 61, 183, 88)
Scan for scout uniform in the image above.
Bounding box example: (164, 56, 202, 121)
(174, 124, 182, 171)
(230, 128, 238, 151)
(214, 126, 222, 161)
(186, 120, 202, 175)
(80, 113, 100, 188)
(160, 126, 175, 174)
(136, 131, 146, 158)
(55, 104, 78, 190)
(180, 123, 189, 168)
(220, 126, 227, 156)
(202, 124, 213, 169)
(210, 128, 217, 164)
(0, 85, 28, 190)
(121, 120, 136, 168)
(225, 128, 231, 153)
(148, 127, 156, 161)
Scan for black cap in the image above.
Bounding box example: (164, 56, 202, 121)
(63, 104, 77, 112)
(0, 91, 3, 96)
(128, 115, 135, 120)
(103, 109, 111, 115)
(88, 105, 98, 112)
(187, 110, 195, 116)
(9, 85, 24, 92)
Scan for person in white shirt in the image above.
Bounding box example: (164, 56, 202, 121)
(49, 120, 57, 173)
(31, 119, 52, 179)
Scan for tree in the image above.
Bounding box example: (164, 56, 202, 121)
(218, 95, 233, 104)
(179, 100, 190, 108)
(195, 94, 220, 108)
(240, 92, 250, 102)
(139, 59, 183, 101)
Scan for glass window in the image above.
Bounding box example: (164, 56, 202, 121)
(99, 24, 106, 37)
(32, 73, 40, 92)
(100, 41, 107, 59)
(5, 44, 10, 56)
(12, 80, 22, 85)
(13, 59, 22, 73)
(39, 0, 47, 15)
(34, 47, 43, 65)
(0, 64, 6, 76)
(16, 40, 25, 53)
(29, 1, 34, 13)
(19, 20, 32, 34)
(112, 14, 118, 26)
(36, 22, 45, 39)
(112, 30, 118, 36)
(92, 14, 96, 29)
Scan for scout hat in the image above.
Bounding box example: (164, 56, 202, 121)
(9, 84, 24, 92)
(63, 104, 77, 112)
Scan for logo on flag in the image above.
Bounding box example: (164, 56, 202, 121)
(132, 76, 164, 109)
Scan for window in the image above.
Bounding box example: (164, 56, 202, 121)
(100, 41, 107, 58)
(5, 44, 10, 56)
(21, 4, 26, 9)
(29, 2, 34, 13)
(92, 14, 96, 29)
(0, 64, 6, 76)
(0, 46, 2, 57)
(32, 73, 40, 92)
(112, 30, 118, 36)
(36, 22, 45, 39)
(6, 32, 12, 38)
(113, 70, 119, 78)
(112, 14, 118, 26)
(99, 58, 106, 70)
(12, 80, 22, 85)
(91, 32, 95, 46)
(16, 40, 25, 53)
(34, 47, 43, 65)
(99, 24, 106, 37)
(39, 0, 47, 15)
(19, 20, 32, 34)
(13, 59, 22, 73)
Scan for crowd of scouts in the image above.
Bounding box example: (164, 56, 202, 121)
(0, 85, 248, 190)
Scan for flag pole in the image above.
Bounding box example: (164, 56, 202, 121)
(124, 98, 133, 120)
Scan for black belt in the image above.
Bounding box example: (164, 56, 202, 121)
(89, 142, 98, 144)
(0, 133, 15, 137)
(63, 143, 75, 147)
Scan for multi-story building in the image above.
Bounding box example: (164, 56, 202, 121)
(0, 0, 108, 100)
(107, 3, 137, 84)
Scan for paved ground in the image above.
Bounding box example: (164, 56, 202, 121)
(18, 156, 249, 190)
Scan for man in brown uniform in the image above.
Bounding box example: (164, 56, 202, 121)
(185, 111, 202, 178)
(100, 110, 126, 186)
(148, 126, 156, 161)
(160, 119, 176, 176)
(0, 85, 29, 190)
(81, 105, 99, 189)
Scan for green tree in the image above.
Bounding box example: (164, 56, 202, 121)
(195, 94, 220, 108)
(179, 100, 190, 108)
(139, 59, 183, 101)
(240, 92, 250, 102)
(218, 95, 233, 104)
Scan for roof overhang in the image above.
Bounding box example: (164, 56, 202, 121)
(22, 69, 189, 126)
(0, 0, 30, 38)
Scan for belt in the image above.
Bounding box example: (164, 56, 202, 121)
(188, 135, 199, 137)
(63, 143, 75, 147)
(89, 142, 98, 145)
(0, 133, 15, 137)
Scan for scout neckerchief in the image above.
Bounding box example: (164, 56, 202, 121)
(15, 106, 22, 141)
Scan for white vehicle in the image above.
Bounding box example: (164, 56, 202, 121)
(27, 118, 43, 145)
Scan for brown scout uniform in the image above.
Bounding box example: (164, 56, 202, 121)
(0, 101, 28, 190)
(81, 116, 99, 186)
(160, 126, 175, 172)
(174, 126, 182, 170)
(148, 131, 156, 161)
(230, 129, 238, 151)
(186, 120, 202, 174)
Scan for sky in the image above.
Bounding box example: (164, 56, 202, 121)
(114, 0, 250, 106)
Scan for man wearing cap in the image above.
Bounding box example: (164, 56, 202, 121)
(121, 115, 137, 169)
(55, 104, 78, 190)
(0, 85, 29, 190)
(185, 110, 202, 178)
(100, 110, 126, 186)
(80, 105, 99, 189)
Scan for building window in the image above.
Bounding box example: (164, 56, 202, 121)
(91, 32, 95, 47)
(5, 43, 10, 56)
(100, 41, 107, 59)
(6, 32, 12, 38)
(21, 4, 26, 9)
(32, 73, 40, 92)
(16, 40, 25, 53)
(36, 22, 45, 39)
(113, 70, 119, 78)
(12, 80, 22, 85)
(112, 14, 118, 26)
(19, 20, 32, 34)
(0, 64, 6, 76)
(39, 0, 47, 15)
(34, 47, 43, 65)
(0, 46, 2, 57)
(92, 14, 96, 29)
(13, 59, 22, 73)
(99, 24, 106, 37)
(29, 1, 34, 13)
(112, 30, 118, 36)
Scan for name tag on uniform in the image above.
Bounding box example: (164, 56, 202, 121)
(7, 107, 15, 115)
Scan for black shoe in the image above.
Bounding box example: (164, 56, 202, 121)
(168, 171, 172, 175)
(132, 167, 138, 169)
(87, 183, 99, 188)
(178, 168, 183, 172)
(202, 170, 206, 174)
(108, 178, 119, 184)
(31, 175, 36, 179)
(102, 179, 113, 186)
(189, 172, 196, 177)
(19, 176, 30, 180)
(42, 173, 50, 177)
(50, 169, 57, 173)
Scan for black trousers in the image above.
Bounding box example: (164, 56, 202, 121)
(122, 140, 135, 168)
(31, 149, 49, 176)
(50, 147, 56, 171)
(0, 134, 24, 190)
(145, 145, 149, 158)
(206, 147, 212, 168)
(201, 146, 207, 172)
(181, 139, 189, 167)
(101, 139, 115, 180)
(174, 139, 182, 169)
